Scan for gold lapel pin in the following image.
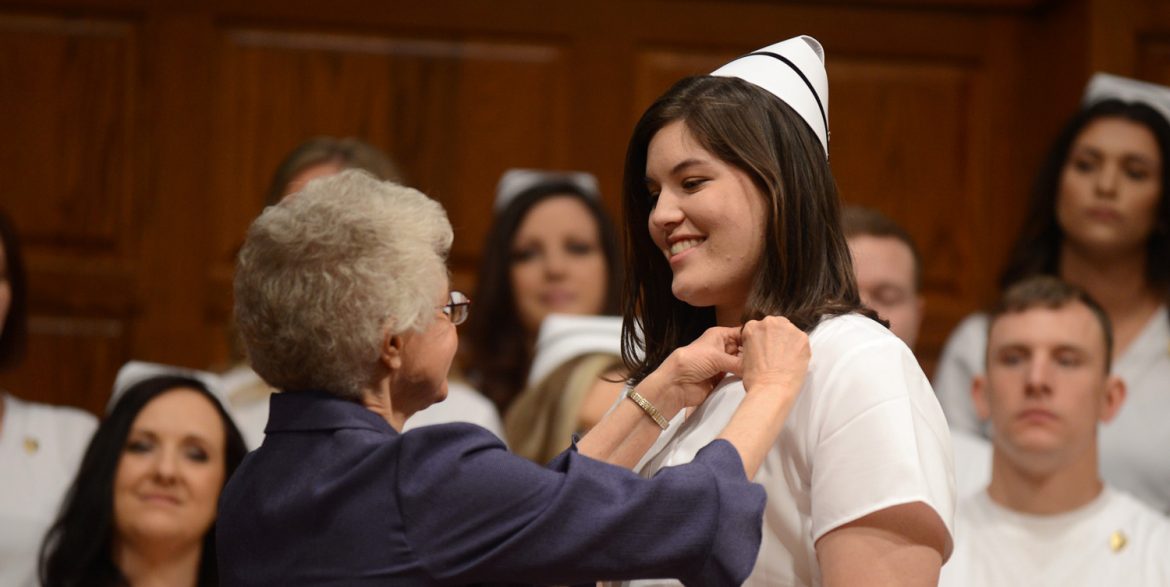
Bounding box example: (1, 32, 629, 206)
(23, 437, 39, 454)
(1110, 531, 1127, 553)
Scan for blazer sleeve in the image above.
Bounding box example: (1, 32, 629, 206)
(395, 424, 765, 587)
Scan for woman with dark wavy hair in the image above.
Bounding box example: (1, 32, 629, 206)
(935, 73, 1170, 513)
(39, 375, 247, 587)
(615, 36, 954, 587)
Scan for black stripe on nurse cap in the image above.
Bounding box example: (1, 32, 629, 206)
(710, 35, 830, 159)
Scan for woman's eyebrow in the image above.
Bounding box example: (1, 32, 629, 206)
(645, 158, 709, 183)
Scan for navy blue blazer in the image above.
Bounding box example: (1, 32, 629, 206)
(217, 390, 765, 586)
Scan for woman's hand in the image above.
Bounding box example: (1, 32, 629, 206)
(655, 326, 744, 410)
(717, 316, 810, 478)
(739, 316, 809, 395)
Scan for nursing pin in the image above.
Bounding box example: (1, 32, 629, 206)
(1110, 530, 1127, 553)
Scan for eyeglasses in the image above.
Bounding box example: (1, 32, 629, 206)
(441, 291, 471, 326)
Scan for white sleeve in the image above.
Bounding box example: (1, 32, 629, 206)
(808, 337, 956, 544)
(932, 313, 989, 437)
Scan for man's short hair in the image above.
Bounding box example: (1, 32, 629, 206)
(840, 205, 922, 290)
(988, 276, 1114, 372)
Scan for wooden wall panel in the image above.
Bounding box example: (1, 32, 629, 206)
(204, 27, 572, 364)
(829, 60, 983, 373)
(0, 11, 141, 414)
(1137, 35, 1170, 84)
(2, 316, 127, 411)
(0, 13, 138, 252)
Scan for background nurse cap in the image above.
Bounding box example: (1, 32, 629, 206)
(711, 35, 830, 159)
(526, 313, 624, 387)
(107, 360, 228, 414)
(493, 168, 601, 213)
(1082, 72, 1170, 126)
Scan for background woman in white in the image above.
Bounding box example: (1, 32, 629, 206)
(616, 36, 954, 586)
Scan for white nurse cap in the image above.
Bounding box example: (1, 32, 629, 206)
(711, 35, 830, 158)
(1083, 72, 1170, 126)
(527, 314, 623, 387)
(107, 360, 227, 414)
(493, 168, 601, 213)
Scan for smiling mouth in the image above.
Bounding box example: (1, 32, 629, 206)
(140, 493, 181, 505)
(668, 238, 705, 256)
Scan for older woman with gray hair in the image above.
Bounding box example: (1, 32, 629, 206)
(217, 170, 810, 586)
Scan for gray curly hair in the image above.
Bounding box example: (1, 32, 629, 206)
(234, 170, 453, 400)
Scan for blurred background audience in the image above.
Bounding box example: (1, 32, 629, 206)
(843, 204, 993, 499)
(504, 313, 624, 462)
(935, 74, 1170, 513)
(460, 169, 622, 418)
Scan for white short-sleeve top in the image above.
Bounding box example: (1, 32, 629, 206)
(940, 487, 1170, 587)
(0, 393, 97, 587)
(628, 314, 956, 587)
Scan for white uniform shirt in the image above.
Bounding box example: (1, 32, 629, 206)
(935, 307, 1170, 513)
(940, 487, 1170, 587)
(951, 429, 992, 499)
(623, 314, 956, 587)
(0, 393, 97, 587)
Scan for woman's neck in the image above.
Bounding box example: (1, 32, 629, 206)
(363, 382, 407, 431)
(1060, 242, 1161, 356)
(112, 538, 202, 587)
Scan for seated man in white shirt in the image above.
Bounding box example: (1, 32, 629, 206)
(843, 205, 990, 497)
(940, 275, 1170, 587)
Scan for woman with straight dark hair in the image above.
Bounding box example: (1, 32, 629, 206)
(40, 375, 247, 587)
(935, 73, 1170, 513)
(614, 36, 954, 587)
(462, 170, 623, 415)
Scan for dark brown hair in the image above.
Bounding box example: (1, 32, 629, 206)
(462, 181, 622, 413)
(621, 75, 878, 383)
(987, 275, 1114, 372)
(0, 209, 28, 370)
(264, 137, 404, 206)
(1000, 99, 1170, 295)
(841, 204, 923, 290)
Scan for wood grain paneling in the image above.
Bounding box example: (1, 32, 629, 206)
(1137, 35, 1170, 85)
(0, 11, 142, 413)
(0, 316, 128, 414)
(207, 27, 572, 290)
(0, 13, 138, 252)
